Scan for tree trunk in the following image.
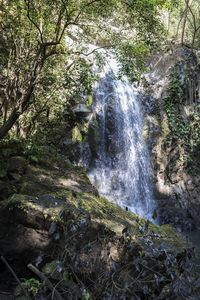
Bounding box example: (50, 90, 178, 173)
(0, 108, 21, 139)
(0, 83, 35, 139)
(181, 0, 190, 46)
(0, 46, 55, 140)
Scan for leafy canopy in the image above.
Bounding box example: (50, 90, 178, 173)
(0, 0, 169, 139)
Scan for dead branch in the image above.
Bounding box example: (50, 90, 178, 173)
(1, 256, 32, 300)
(27, 263, 64, 300)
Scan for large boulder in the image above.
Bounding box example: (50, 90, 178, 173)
(0, 190, 197, 299)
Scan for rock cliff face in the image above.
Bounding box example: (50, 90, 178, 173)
(140, 46, 200, 230)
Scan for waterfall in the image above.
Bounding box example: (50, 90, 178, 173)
(85, 59, 156, 221)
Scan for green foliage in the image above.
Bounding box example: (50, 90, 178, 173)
(163, 62, 200, 178)
(0, 132, 58, 167)
(0, 0, 168, 139)
(21, 277, 42, 296)
(124, 0, 166, 41)
(72, 126, 82, 143)
(116, 42, 150, 82)
(86, 95, 93, 108)
(82, 289, 92, 300)
(63, 58, 99, 108)
(0, 136, 26, 159)
(167, 0, 200, 49)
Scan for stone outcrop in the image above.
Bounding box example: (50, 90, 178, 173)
(140, 46, 200, 230)
(0, 191, 195, 299)
(0, 153, 198, 299)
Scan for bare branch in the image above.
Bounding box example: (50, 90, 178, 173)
(54, 4, 65, 41)
(1, 256, 32, 300)
(27, 264, 64, 300)
(45, 45, 112, 59)
(24, 0, 44, 43)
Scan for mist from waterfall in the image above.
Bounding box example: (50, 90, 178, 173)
(86, 58, 156, 221)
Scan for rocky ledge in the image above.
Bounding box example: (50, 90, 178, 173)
(0, 155, 199, 299)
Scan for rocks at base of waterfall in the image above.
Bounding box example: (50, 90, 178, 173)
(153, 162, 200, 231)
(0, 190, 196, 299)
(158, 203, 194, 231)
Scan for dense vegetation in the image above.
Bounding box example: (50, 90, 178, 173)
(163, 56, 200, 181)
(0, 0, 167, 141)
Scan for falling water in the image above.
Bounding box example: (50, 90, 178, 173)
(86, 59, 156, 221)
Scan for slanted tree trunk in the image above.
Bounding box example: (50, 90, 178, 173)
(187, 3, 200, 51)
(0, 108, 21, 139)
(181, 0, 190, 46)
(0, 44, 47, 139)
(0, 74, 36, 139)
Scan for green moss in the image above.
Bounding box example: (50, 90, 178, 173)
(94, 116, 98, 128)
(52, 189, 187, 252)
(72, 126, 82, 143)
(0, 194, 32, 213)
(0, 189, 188, 253)
(83, 122, 89, 135)
(161, 118, 169, 142)
(1, 194, 26, 206)
(42, 260, 57, 274)
(86, 94, 93, 108)
(93, 115, 99, 144)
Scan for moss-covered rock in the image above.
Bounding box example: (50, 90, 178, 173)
(0, 187, 195, 299)
(0, 146, 198, 299)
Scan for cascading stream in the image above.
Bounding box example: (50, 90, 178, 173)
(86, 59, 157, 221)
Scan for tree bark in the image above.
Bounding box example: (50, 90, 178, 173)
(0, 81, 35, 139)
(0, 108, 21, 139)
(181, 0, 190, 46)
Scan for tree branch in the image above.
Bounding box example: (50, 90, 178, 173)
(24, 0, 44, 43)
(27, 264, 64, 300)
(46, 45, 112, 59)
(1, 256, 32, 300)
